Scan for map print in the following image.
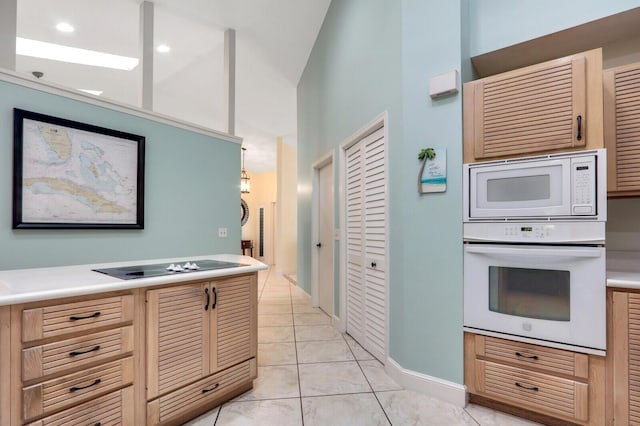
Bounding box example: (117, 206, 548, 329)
(21, 118, 139, 224)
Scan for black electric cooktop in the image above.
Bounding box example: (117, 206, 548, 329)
(93, 259, 247, 280)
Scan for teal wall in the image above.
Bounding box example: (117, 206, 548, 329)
(469, 0, 640, 56)
(0, 80, 240, 270)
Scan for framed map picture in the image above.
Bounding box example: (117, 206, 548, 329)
(12, 108, 145, 229)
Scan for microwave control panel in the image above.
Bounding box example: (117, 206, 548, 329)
(571, 156, 596, 215)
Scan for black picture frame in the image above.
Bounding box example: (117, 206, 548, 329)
(12, 108, 145, 229)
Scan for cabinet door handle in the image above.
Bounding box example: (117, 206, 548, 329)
(205, 288, 210, 311)
(515, 382, 539, 392)
(316, 242, 322, 248)
(211, 287, 217, 309)
(69, 345, 101, 357)
(70, 378, 101, 392)
(202, 383, 219, 393)
(576, 115, 582, 141)
(371, 261, 377, 268)
(95, 423, 101, 426)
(69, 312, 101, 321)
(515, 351, 538, 360)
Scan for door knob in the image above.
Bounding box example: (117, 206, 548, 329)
(316, 242, 322, 248)
(371, 261, 377, 268)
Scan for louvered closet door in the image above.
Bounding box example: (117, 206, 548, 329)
(473, 55, 586, 159)
(146, 283, 209, 400)
(211, 274, 257, 373)
(346, 126, 387, 363)
(606, 63, 640, 192)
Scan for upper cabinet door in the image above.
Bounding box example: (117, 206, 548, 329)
(463, 49, 603, 163)
(146, 282, 210, 400)
(604, 62, 640, 196)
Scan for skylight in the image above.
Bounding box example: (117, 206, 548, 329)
(16, 37, 139, 71)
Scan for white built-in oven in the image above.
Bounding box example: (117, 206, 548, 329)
(463, 149, 606, 221)
(463, 242, 605, 353)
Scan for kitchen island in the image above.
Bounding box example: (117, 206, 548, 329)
(0, 255, 266, 426)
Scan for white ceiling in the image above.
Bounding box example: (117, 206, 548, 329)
(15, 0, 331, 172)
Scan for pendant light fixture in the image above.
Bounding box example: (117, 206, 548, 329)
(240, 147, 250, 193)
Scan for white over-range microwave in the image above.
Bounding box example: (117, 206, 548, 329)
(463, 149, 606, 222)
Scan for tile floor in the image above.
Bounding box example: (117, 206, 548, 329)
(184, 269, 541, 426)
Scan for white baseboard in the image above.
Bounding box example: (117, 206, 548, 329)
(385, 357, 468, 407)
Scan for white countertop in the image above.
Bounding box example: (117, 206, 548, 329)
(0, 254, 267, 306)
(607, 250, 640, 289)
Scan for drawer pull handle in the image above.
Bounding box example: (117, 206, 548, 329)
(69, 345, 101, 357)
(95, 423, 101, 426)
(211, 287, 217, 309)
(576, 115, 582, 141)
(515, 382, 539, 392)
(515, 351, 538, 360)
(70, 378, 101, 392)
(205, 288, 210, 311)
(69, 312, 101, 321)
(202, 383, 220, 394)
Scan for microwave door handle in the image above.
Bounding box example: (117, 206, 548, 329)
(464, 245, 602, 259)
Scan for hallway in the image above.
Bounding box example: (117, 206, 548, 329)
(184, 269, 540, 425)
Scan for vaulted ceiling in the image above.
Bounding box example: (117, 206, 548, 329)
(15, 0, 331, 172)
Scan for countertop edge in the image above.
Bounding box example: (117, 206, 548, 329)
(0, 255, 267, 306)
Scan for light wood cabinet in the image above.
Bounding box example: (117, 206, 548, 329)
(609, 289, 640, 424)
(145, 273, 257, 425)
(465, 332, 605, 425)
(10, 291, 137, 426)
(604, 62, 640, 197)
(463, 49, 603, 163)
(1, 305, 10, 426)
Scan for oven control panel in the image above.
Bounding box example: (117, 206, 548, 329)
(463, 221, 606, 244)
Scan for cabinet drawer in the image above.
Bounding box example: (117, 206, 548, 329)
(23, 357, 133, 421)
(23, 326, 134, 381)
(476, 359, 588, 422)
(476, 335, 588, 379)
(23, 295, 134, 342)
(147, 358, 255, 425)
(25, 385, 134, 426)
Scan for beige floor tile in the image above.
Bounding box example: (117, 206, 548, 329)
(294, 325, 343, 341)
(258, 314, 294, 327)
(258, 342, 297, 366)
(180, 407, 219, 425)
(358, 360, 402, 391)
(258, 303, 293, 314)
(296, 339, 354, 363)
(216, 399, 302, 426)
(292, 304, 323, 314)
(376, 390, 477, 425)
(293, 313, 331, 326)
(465, 403, 543, 425)
(233, 365, 300, 401)
(258, 326, 295, 343)
(298, 361, 370, 396)
(302, 393, 390, 426)
(259, 296, 292, 305)
(344, 335, 375, 360)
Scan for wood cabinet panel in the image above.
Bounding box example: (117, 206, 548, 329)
(464, 49, 603, 163)
(146, 283, 209, 400)
(23, 357, 133, 421)
(1, 306, 10, 426)
(22, 326, 133, 381)
(25, 386, 134, 426)
(22, 295, 134, 343)
(604, 62, 640, 196)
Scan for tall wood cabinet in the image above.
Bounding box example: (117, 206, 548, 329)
(463, 48, 603, 163)
(604, 61, 640, 197)
(609, 289, 640, 425)
(145, 273, 257, 425)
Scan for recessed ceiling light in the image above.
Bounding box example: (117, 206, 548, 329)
(56, 22, 75, 33)
(156, 44, 171, 53)
(78, 89, 103, 96)
(16, 37, 139, 71)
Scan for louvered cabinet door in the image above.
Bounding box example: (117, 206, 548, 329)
(211, 274, 257, 373)
(605, 62, 640, 196)
(362, 128, 387, 362)
(146, 283, 209, 400)
(463, 49, 603, 163)
(612, 291, 640, 425)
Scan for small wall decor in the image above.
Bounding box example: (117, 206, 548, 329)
(418, 147, 446, 194)
(12, 108, 145, 229)
(241, 198, 249, 226)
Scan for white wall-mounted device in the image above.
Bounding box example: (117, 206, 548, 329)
(429, 69, 459, 98)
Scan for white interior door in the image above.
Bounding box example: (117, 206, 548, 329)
(345, 126, 387, 363)
(318, 162, 334, 316)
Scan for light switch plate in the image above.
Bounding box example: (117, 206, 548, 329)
(218, 227, 228, 238)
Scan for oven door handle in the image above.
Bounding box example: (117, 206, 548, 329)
(464, 245, 602, 259)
